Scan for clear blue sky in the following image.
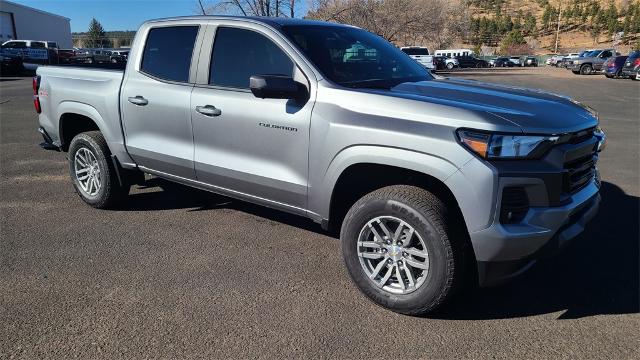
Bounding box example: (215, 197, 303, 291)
(8, 0, 307, 33)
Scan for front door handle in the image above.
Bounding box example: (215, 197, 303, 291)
(128, 96, 148, 106)
(196, 105, 222, 117)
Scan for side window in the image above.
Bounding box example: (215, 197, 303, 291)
(600, 51, 612, 58)
(141, 26, 199, 83)
(31, 42, 46, 48)
(209, 27, 293, 88)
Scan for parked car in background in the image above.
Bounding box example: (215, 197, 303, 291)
(509, 56, 521, 66)
(547, 54, 566, 66)
(431, 55, 447, 70)
(494, 57, 516, 67)
(456, 55, 488, 68)
(621, 50, 640, 80)
(489, 57, 498, 67)
(400, 46, 431, 67)
(570, 49, 617, 75)
(602, 55, 628, 78)
(523, 56, 538, 67)
(444, 57, 459, 69)
(559, 53, 580, 68)
(0, 52, 23, 74)
(57, 49, 76, 64)
(89, 49, 114, 63)
(109, 49, 129, 63)
(1, 39, 55, 69)
(35, 16, 604, 316)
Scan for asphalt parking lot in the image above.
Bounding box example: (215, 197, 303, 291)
(1, 67, 638, 359)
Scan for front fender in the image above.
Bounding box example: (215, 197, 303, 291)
(308, 145, 463, 221)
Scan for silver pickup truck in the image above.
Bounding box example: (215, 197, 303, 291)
(35, 16, 605, 315)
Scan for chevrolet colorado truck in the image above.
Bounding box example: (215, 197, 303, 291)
(35, 16, 605, 315)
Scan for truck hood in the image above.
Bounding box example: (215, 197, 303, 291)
(388, 78, 598, 133)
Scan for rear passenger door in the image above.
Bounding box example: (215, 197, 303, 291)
(190, 23, 316, 214)
(121, 23, 204, 179)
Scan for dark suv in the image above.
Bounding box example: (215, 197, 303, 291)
(456, 55, 488, 68)
(621, 50, 640, 80)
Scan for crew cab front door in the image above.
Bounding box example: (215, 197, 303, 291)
(190, 24, 315, 214)
(120, 24, 203, 179)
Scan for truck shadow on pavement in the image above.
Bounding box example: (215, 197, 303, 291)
(121, 177, 324, 234)
(122, 179, 638, 320)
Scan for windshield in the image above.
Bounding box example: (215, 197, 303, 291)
(281, 25, 432, 89)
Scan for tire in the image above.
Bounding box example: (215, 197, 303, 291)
(446, 62, 454, 70)
(580, 64, 592, 75)
(86, 57, 94, 64)
(572, 70, 580, 74)
(68, 131, 129, 209)
(340, 185, 465, 315)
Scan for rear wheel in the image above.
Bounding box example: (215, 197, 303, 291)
(340, 185, 465, 315)
(68, 131, 129, 209)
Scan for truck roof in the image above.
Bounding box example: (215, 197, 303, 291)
(144, 15, 354, 29)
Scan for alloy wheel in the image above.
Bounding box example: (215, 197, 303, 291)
(74, 147, 101, 196)
(357, 216, 429, 294)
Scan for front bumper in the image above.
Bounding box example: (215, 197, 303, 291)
(448, 128, 603, 286)
(621, 68, 639, 78)
(473, 180, 600, 286)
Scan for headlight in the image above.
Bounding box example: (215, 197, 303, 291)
(457, 129, 559, 159)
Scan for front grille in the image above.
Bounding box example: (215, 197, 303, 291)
(500, 187, 529, 223)
(564, 153, 596, 194)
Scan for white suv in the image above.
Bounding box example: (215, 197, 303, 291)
(400, 46, 432, 68)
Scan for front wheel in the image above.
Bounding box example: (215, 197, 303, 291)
(68, 131, 129, 209)
(340, 185, 464, 315)
(580, 64, 592, 75)
(446, 62, 454, 70)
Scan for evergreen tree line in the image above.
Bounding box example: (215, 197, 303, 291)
(467, 0, 640, 48)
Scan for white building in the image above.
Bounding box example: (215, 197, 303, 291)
(0, 0, 72, 48)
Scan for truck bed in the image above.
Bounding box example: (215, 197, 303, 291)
(36, 65, 129, 163)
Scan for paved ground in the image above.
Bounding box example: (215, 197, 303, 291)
(1, 67, 638, 359)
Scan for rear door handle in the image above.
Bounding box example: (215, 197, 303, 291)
(128, 96, 148, 106)
(196, 105, 222, 117)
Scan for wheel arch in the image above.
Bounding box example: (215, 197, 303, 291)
(57, 102, 109, 151)
(316, 146, 465, 233)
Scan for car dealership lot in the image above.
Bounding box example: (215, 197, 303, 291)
(1, 68, 638, 359)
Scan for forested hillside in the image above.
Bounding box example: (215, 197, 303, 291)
(465, 0, 640, 53)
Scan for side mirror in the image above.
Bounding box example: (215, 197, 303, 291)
(250, 75, 304, 100)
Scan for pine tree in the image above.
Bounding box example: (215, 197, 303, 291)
(87, 18, 106, 48)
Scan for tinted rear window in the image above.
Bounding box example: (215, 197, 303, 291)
(141, 26, 199, 83)
(402, 48, 429, 56)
